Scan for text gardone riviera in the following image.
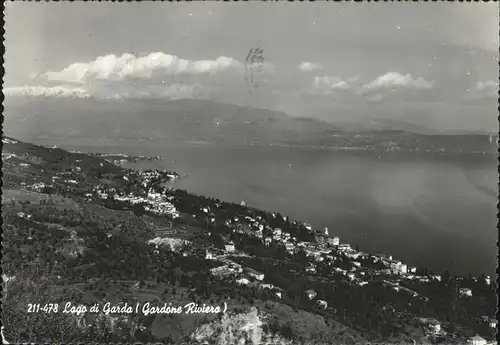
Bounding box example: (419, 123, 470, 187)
(28, 302, 228, 316)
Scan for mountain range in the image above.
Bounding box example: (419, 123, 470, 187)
(3, 96, 497, 153)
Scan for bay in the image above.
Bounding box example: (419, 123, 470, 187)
(31, 138, 497, 276)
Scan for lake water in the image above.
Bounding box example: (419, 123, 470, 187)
(30, 138, 498, 276)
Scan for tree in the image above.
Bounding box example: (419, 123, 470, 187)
(132, 204, 146, 217)
(442, 270, 451, 286)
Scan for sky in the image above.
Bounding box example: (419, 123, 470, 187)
(4, 2, 499, 132)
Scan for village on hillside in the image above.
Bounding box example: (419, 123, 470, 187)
(2, 136, 498, 345)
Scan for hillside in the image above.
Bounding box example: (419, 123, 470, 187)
(1, 136, 497, 344)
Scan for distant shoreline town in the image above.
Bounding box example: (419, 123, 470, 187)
(77, 151, 163, 165)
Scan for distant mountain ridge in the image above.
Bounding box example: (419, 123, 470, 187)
(3, 96, 337, 143)
(3, 96, 497, 154)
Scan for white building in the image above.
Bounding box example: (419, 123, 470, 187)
(210, 265, 229, 276)
(317, 300, 328, 309)
(17, 212, 32, 220)
(485, 276, 491, 285)
(324, 227, 329, 236)
(419, 318, 441, 335)
(428, 322, 441, 334)
(468, 335, 487, 345)
(338, 243, 351, 251)
(244, 268, 264, 281)
(489, 319, 497, 328)
(459, 288, 473, 298)
(400, 264, 408, 274)
(251, 272, 264, 281)
(236, 278, 250, 285)
(431, 275, 441, 282)
(305, 289, 317, 300)
(205, 250, 215, 260)
(332, 237, 340, 246)
(390, 261, 402, 274)
(225, 241, 236, 252)
(306, 266, 316, 274)
(285, 243, 295, 252)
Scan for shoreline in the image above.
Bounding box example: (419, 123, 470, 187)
(10, 136, 497, 161)
(3, 136, 496, 344)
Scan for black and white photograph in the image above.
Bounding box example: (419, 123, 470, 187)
(2, 2, 498, 344)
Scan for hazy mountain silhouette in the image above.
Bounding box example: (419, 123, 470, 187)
(3, 96, 495, 152)
(4, 96, 343, 145)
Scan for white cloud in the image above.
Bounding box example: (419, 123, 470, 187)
(3, 82, 205, 101)
(308, 76, 355, 95)
(475, 80, 498, 91)
(306, 73, 435, 102)
(298, 62, 322, 72)
(12, 52, 246, 100)
(363, 72, 434, 90)
(464, 79, 498, 102)
(3, 85, 91, 98)
(42, 52, 245, 84)
(314, 76, 350, 90)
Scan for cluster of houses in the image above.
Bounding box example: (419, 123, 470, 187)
(304, 289, 328, 310)
(92, 185, 180, 219)
(467, 335, 498, 345)
(417, 318, 498, 344)
(418, 317, 443, 336)
(203, 218, 380, 298)
(133, 170, 179, 189)
(223, 214, 436, 292)
(2, 152, 17, 161)
(372, 254, 417, 275)
(87, 152, 162, 167)
(314, 226, 341, 246)
(203, 248, 284, 298)
(480, 316, 498, 329)
(202, 212, 497, 334)
(30, 181, 52, 193)
(147, 237, 189, 252)
(2, 137, 18, 145)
